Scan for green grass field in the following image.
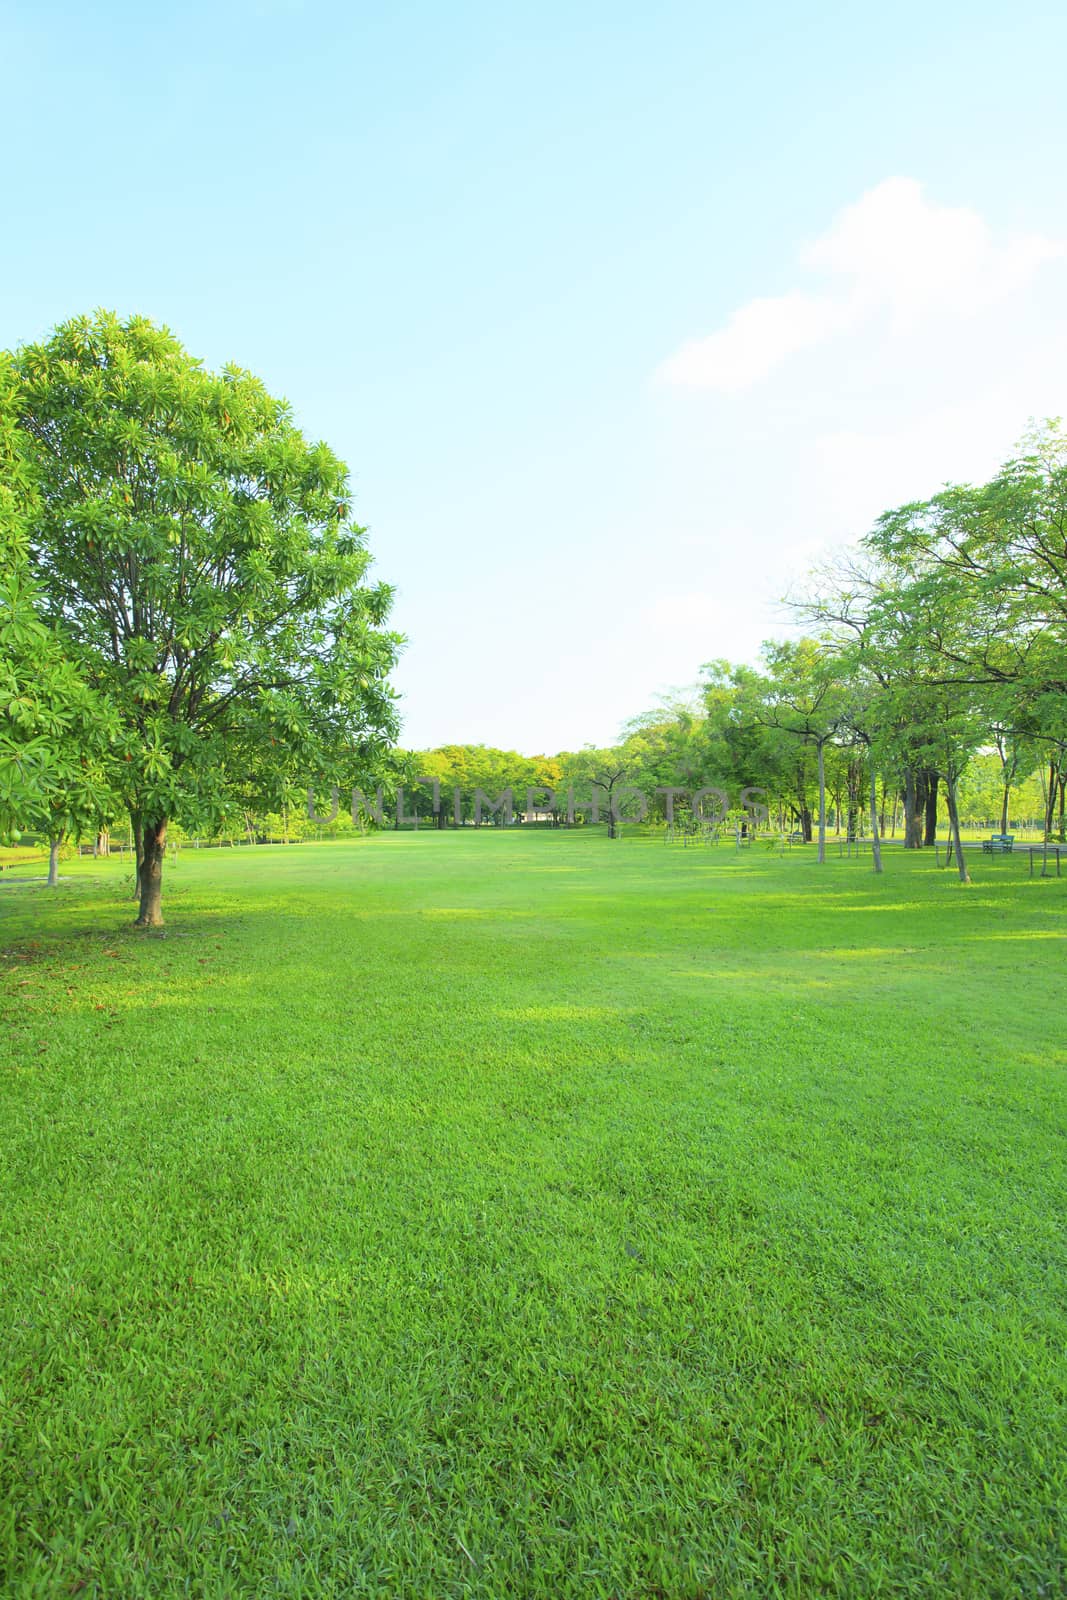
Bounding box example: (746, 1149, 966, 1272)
(1, 833, 1065, 1599)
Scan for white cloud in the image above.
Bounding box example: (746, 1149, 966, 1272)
(658, 290, 845, 391)
(657, 178, 1064, 390)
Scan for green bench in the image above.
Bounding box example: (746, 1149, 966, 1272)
(981, 833, 1014, 854)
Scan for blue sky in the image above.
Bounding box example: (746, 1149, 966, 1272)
(4, 1, 1066, 753)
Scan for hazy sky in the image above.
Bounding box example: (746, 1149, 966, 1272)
(3, 1, 1066, 753)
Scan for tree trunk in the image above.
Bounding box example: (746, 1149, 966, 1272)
(1000, 780, 1011, 836)
(606, 784, 618, 839)
(130, 812, 145, 901)
(135, 819, 167, 927)
(816, 740, 826, 864)
(46, 835, 62, 887)
(868, 757, 883, 874)
(903, 770, 921, 848)
(944, 777, 970, 884)
(923, 772, 940, 847)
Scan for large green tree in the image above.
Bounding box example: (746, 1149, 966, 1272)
(12, 313, 400, 925)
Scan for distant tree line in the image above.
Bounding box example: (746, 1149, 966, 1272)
(390, 423, 1066, 884)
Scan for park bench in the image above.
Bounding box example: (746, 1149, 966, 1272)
(981, 833, 1014, 854)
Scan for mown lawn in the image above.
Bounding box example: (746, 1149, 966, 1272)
(1, 832, 1065, 1599)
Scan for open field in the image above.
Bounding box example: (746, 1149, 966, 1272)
(1, 833, 1065, 1598)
